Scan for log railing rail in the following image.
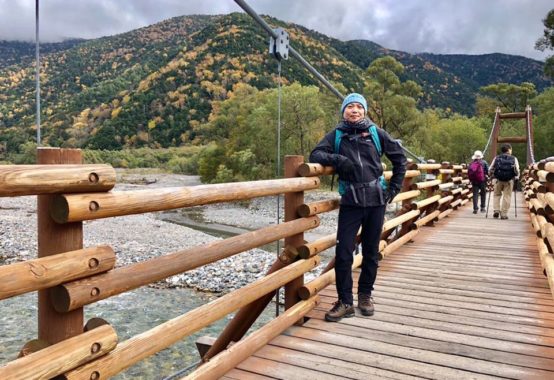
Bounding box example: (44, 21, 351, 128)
(524, 157, 554, 299)
(0, 148, 487, 379)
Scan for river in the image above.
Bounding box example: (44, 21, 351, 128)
(0, 205, 282, 379)
(0, 282, 276, 379)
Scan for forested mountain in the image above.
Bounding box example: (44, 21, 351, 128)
(0, 39, 86, 70)
(0, 12, 551, 152)
(333, 40, 552, 114)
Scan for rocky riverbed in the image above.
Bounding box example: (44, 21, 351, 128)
(0, 169, 339, 294)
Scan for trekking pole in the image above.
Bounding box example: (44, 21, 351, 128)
(485, 181, 492, 218)
(514, 180, 518, 218)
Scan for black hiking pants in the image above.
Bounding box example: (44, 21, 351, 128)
(335, 204, 386, 305)
(472, 181, 487, 210)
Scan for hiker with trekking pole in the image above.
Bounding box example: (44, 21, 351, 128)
(488, 143, 520, 220)
(467, 150, 489, 214)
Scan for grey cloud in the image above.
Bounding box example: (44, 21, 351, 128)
(0, 0, 551, 60)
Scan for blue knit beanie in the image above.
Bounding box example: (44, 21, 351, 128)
(341, 93, 367, 114)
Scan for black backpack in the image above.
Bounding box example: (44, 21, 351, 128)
(493, 154, 516, 181)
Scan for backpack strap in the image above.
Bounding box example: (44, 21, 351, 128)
(334, 125, 381, 155)
(369, 124, 382, 156)
(334, 129, 344, 154)
(334, 129, 347, 195)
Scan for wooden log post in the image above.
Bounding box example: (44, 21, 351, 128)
(424, 167, 440, 226)
(37, 147, 84, 344)
(201, 162, 317, 362)
(284, 155, 306, 312)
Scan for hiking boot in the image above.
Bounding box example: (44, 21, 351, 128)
(501, 216, 509, 220)
(325, 300, 354, 322)
(493, 211, 499, 219)
(358, 293, 374, 316)
(473, 209, 478, 214)
(480, 208, 486, 213)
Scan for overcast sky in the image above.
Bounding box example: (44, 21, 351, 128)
(0, 0, 551, 61)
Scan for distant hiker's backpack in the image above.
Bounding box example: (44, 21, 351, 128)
(493, 154, 516, 181)
(334, 125, 387, 195)
(468, 160, 485, 183)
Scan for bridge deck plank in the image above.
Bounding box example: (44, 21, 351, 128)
(225, 194, 554, 379)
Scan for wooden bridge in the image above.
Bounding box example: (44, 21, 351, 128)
(0, 149, 553, 379)
(221, 194, 554, 380)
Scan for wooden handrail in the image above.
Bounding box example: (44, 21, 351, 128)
(0, 246, 115, 301)
(382, 210, 420, 233)
(51, 216, 320, 312)
(414, 210, 441, 228)
(0, 325, 117, 380)
(298, 253, 363, 300)
(297, 198, 340, 217)
(538, 161, 554, 173)
(438, 182, 454, 190)
(297, 233, 339, 259)
(51, 177, 320, 223)
(438, 195, 454, 205)
(407, 163, 441, 170)
(297, 163, 334, 177)
(379, 229, 419, 260)
(0, 164, 116, 197)
(411, 179, 441, 190)
(499, 112, 527, 119)
(391, 190, 420, 203)
(537, 170, 554, 183)
(438, 208, 453, 220)
(545, 193, 554, 215)
(297, 163, 421, 180)
(450, 188, 463, 195)
(412, 195, 441, 210)
(185, 297, 319, 380)
(384, 170, 421, 180)
(62, 257, 320, 380)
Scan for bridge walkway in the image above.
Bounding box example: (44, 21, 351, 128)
(225, 193, 554, 379)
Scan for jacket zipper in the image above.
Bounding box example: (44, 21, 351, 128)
(355, 137, 366, 205)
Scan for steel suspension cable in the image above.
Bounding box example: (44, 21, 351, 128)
(35, 0, 41, 146)
(526, 107, 535, 164)
(275, 60, 282, 317)
(482, 111, 498, 158)
(233, 0, 424, 163)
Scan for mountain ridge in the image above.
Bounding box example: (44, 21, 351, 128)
(0, 12, 551, 151)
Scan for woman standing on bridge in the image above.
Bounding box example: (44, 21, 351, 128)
(309, 93, 407, 322)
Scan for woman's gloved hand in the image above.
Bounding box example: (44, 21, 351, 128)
(335, 156, 356, 182)
(384, 185, 400, 204)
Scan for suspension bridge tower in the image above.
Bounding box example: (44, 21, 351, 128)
(488, 106, 535, 165)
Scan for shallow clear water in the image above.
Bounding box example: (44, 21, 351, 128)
(0, 287, 275, 379)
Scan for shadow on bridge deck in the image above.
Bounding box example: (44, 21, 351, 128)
(224, 194, 554, 379)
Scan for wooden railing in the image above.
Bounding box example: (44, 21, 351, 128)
(524, 157, 554, 299)
(0, 148, 474, 379)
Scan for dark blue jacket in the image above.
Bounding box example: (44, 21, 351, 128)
(310, 118, 406, 207)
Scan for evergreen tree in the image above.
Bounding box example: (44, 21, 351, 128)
(536, 9, 554, 78)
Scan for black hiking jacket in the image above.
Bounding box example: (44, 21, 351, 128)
(309, 119, 407, 207)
